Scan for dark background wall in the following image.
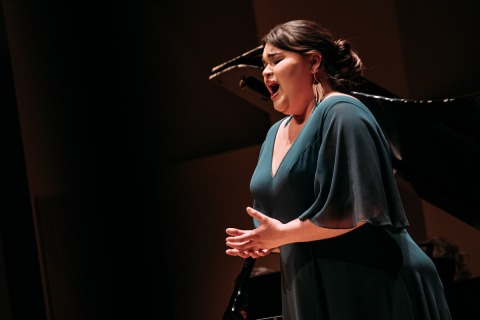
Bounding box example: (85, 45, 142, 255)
(0, 0, 479, 319)
(1, 0, 172, 319)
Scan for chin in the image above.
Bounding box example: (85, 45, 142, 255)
(273, 101, 288, 114)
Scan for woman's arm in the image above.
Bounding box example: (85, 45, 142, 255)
(281, 216, 367, 243)
(226, 207, 367, 251)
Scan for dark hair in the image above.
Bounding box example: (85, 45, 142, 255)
(261, 20, 364, 93)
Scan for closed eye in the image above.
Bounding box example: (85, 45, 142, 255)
(263, 59, 283, 68)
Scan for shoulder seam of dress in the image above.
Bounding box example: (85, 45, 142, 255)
(322, 98, 373, 118)
(319, 99, 375, 137)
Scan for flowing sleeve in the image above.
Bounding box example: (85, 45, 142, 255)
(298, 101, 409, 231)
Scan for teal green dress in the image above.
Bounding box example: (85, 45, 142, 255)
(250, 96, 452, 320)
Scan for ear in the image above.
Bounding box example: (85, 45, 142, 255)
(309, 53, 323, 73)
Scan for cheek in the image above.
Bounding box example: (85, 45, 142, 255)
(281, 62, 311, 91)
(282, 60, 304, 78)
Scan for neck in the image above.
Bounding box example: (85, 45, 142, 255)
(291, 99, 315, 124)
(291, 81, 338, 125)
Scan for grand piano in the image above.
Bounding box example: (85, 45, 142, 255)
(210, 45, 480, 320)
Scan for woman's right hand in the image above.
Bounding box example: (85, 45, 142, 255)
(226, 247, 279, 259)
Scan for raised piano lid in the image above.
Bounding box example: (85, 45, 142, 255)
(210, 48, 480, 230)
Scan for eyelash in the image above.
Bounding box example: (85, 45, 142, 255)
(263, 59, 283, 68)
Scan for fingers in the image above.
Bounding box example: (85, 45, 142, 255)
(226, 249, 238, 256)
(258, 248, 273, 256)
(246, 207, 267, 222)
(226, 249, 250, 258)
(226, 249, 251, 259)
(226, 240, 252, 250)
(226, 249, 272, 259)
(225, 228, 247, 237)
(248, 250, 261, 259)
(250, 249, 267, 258)
(226, 232, 253, 243)
(226, 239, 269, 252)
(239, 250, 252, 259)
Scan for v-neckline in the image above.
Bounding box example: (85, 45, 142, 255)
(269, 95, 353, 178)
(270, 113, 313, 178)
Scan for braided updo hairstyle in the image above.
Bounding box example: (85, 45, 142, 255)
(261, 20, 364, 93)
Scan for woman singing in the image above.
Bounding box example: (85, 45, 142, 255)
(225, 20, 452, 320)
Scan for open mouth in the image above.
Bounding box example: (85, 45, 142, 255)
(268, 83, 280, 100)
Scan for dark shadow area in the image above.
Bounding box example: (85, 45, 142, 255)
(0, 2, 47, 319)
(1, 1, 172, 318)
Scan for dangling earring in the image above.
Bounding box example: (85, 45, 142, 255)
(312, 72, 324, 105)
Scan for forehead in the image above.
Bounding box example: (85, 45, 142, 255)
(262, 43, 286, 63)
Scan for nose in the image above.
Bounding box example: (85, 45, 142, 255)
(262, 64, 272, 79)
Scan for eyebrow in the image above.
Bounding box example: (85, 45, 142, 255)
(262, 53, 282, 65)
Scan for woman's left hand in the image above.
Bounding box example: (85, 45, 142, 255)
(226, 207, 286, 251)
(226, 248, 274, 259)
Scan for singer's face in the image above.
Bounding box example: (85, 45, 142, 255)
(262, 42, 315, 115)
